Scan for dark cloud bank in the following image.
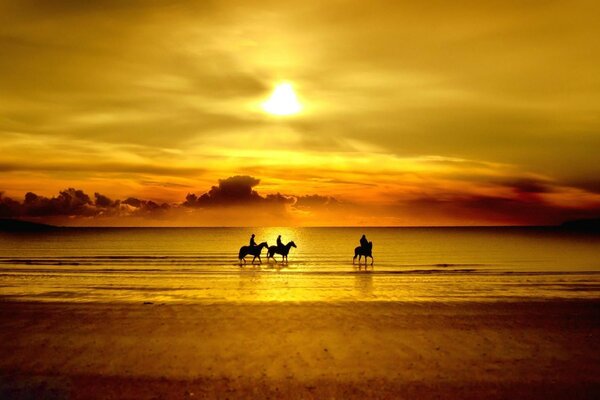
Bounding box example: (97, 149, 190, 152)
(182, 176, 294, 208)
(1, 175, 599, 225)
(0, 176, 315, 220)
(0, 188, 169, 219)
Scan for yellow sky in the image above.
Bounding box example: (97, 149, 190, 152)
(1, 0, 600, 225)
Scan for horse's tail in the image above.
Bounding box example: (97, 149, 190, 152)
(368, 241, 373, 251)
(238, 246, 246, 260)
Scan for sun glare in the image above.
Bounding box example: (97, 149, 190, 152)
(262, 82, 302, 116)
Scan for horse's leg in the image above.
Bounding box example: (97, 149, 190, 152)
(370, 255, 374, 266)
(257, 255, 262, 264)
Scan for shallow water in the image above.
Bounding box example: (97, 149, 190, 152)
(1, 227, 599, 302)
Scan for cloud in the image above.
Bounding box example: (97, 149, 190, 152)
(94, 192, 117, 208)
(396, 192, 600, 226)
(1, 176, 299, 222)
(503, 178, 554, 195)
(123, 197, 143, 208)
(123, 197, 169, 214)
(567, 179, 600, 195)
(293, 194, 340, 209)
(0, 176, 299, 224)
(0, 188, 170, 219)
(21, 188, 95, 217)
(183, 175, 293, 207)
(0, 192, 22, 218)
(2, 175, 599, 226)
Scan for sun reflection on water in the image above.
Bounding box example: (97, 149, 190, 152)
(1, 227, 599, 303)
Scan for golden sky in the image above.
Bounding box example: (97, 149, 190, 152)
(1, 0, 600, 225)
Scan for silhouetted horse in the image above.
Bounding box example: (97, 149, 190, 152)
(239, 242, 268, 265)
(353, 241, 373, 265)
(267, 241, 297, 263)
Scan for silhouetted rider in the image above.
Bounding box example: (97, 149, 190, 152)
(360, 234, 369, 250)
(250, 234, 257, 247)
(277, 235, 283, 251)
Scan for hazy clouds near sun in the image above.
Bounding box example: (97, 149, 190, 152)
(1, 0, 599, 224)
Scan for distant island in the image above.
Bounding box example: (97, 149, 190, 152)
(560, 218, 600, 231)
(0, 219, 58, 231)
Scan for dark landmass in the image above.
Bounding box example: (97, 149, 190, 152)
(560, 218, 600, 231)
(0, 219, 57, 231)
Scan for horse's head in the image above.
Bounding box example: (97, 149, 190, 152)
(259, 241, 268, 248)
(289, 241, 297, 248)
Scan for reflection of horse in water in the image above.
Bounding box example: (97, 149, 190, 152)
(267, 241, 297, 263)
(239, 242, 268, 265)
(353, 241, 373, 265)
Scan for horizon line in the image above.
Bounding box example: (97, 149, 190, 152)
(0, 218, 574, 229)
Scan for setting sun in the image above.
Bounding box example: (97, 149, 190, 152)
(262, 82, 302, 116)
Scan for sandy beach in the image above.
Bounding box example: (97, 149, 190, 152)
(0, 300, 598, 399)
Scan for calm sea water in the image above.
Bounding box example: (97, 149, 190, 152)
(0, 227, 599, 303)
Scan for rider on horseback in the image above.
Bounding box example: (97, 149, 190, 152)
(277, 235, 284, 252)
(354, 234, 374, 265)
(250, 234, 257, 247)
(360, 234, 369, 250)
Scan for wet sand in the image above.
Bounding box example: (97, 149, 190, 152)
(0, 300, 598, 399)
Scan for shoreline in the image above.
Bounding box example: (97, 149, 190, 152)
(1, 297, 599, 305)
(1, 299, 599, 398)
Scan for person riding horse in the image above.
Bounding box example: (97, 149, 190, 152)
(267, 238, 297, 263)
(250, 234, 257, 247)
(354, 234, 374, 265)
(360, 234, 369, 250)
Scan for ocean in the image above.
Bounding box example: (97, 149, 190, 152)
(1, 227, 599, 303)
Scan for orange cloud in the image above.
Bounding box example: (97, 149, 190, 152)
(2, 174, 600, 227)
